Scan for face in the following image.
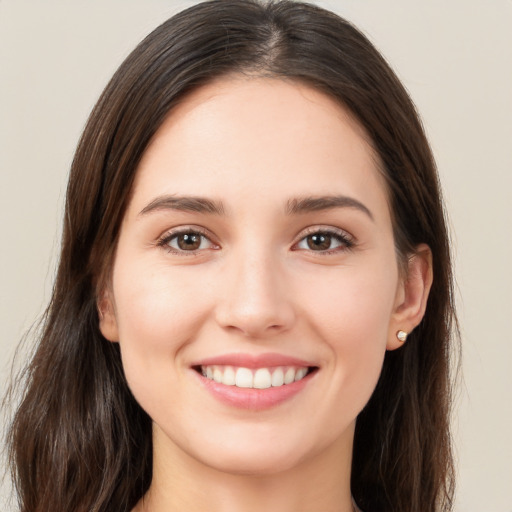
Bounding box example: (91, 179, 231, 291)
(100, 77, 416, 476)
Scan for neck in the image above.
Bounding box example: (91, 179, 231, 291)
(135, 423, 355, 512)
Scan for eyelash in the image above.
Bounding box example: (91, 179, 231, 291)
(157, 227, 216, 256)
(156, 226, 355, 256)
(293, 226, 355, 255)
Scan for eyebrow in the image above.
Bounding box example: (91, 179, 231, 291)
(285, 195, 374, 221)
(138, 194, 373, 221)
(139, 195, 226, 216)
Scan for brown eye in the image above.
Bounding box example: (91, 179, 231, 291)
(163, 231, 214, 253)
(306, 233, 332, 251)
(176, 233, 202, 250)
(295, 229, 353, 253)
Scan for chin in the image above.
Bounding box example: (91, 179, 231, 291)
(188, 425, 330, 477)
(200, 448, 305, 476)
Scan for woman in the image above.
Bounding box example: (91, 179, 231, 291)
(6, 1, 457, 511)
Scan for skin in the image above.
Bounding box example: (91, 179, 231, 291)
(100, 76, 432, 512)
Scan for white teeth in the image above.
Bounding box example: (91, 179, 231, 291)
(271, 367, 284, 387)
(284, 367, 295, 385)
(200, 365, 310, 389)
(253, 368, 272, 389)
(295, 368, 308, 381)
(213, 367, 223, 383)
(235, 367, 253, 388)
(222, 366, 236, 386)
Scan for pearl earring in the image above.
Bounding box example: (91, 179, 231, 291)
(396, 330, 408, 343)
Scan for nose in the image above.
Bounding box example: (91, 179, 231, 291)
(214, 250, 296, 338)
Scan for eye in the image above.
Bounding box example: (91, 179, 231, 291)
(158, 229, 217, 254)
(294, 228, 354, 254)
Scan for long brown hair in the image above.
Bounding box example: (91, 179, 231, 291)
(6, 1, 458, 510)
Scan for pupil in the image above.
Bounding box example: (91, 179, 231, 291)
(308, 234, 331, 251)
(178, 233, 201, 250)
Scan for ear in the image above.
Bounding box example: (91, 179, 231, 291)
(97, 289, 119, 342)
(387, 243, 433, 350)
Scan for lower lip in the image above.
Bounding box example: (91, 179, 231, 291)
(194, 371, 315, 410)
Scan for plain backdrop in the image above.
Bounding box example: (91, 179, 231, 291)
(1, 1, 511, 511)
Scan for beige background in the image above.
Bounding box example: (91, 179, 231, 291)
(1, 1, 511, 510)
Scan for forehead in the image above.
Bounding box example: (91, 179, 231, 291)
(130, 76, 389, 220)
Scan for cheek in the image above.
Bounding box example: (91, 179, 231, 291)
(111, 261, 208, 402)
(113, 261, 206, 344)
(302, 262, 397, 342)
(299, 263, 398, 404)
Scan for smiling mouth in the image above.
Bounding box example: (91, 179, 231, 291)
(193, 365, 318, 389)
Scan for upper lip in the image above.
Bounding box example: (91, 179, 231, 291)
(192, 352, 317, 369)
